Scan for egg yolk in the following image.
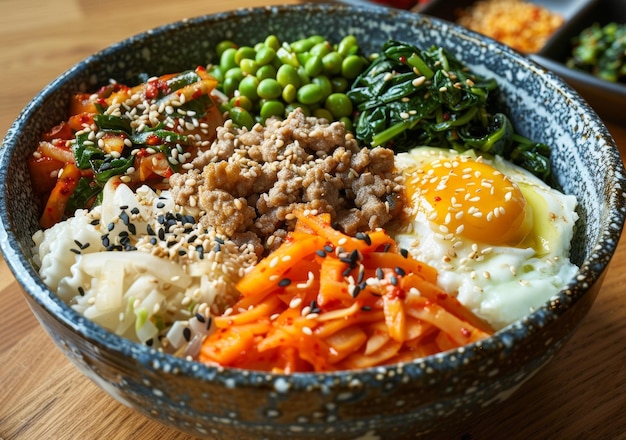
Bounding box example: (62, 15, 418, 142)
(405, 156, 533, 246)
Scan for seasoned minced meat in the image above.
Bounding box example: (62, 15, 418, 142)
(169, 109, 405, 251)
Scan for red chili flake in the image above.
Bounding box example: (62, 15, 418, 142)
(145, 134, 161, 146)
(442, 112, 451, 121)
(434, 196, 442, 202)
(460, 327, 472, 338)
(399, 56, 407, 63)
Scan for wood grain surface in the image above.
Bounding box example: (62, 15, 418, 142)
(1, 1, 625, 439)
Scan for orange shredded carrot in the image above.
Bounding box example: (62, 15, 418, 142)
(198, 212, 494, 372)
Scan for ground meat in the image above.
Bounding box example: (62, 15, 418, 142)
(169, 109, 405, 252)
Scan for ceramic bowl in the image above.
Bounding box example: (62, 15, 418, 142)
(1, 4, 625, 439)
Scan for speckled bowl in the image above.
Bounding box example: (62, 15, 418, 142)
(1, 4, 625, 439)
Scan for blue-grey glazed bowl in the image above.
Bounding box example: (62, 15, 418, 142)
(1, 4, 625, 439)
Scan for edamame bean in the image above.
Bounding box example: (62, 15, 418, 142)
(297, 83, 324, 105)
(264, 35, 280, 51)
(238, 76, 260, 101)
(216, 40, 237, 58)
(220, 47, 238, 72)
(322, 51, 343, 76)
(325, 93, 353, 118)
(224, 67, 244, 81)
(282, 84, 297, 103)
(240, 58, 259, 76)
(234, 46, 256, 65)
(286, 103, 310, 117)
(313, 108, 334, 122)
(256, 64, 277, 81)
(290, 38, 316, 53)
(276, 47, 299, 67)
(223, 76, 240, 97)
(331, 76, 349, 93)
(304, 55, 323, 77)
(260, 100, 285, 120)
(229, 95, 254, 111)
(337, 35, 358, 57)
(230, 106, 255, 129)
(342, 55, 365, 79)
(312, 76, 332, 100)
(255, 46, 276, 65)
(257, 78, 282, 100)
(339, 116, 353, 132)
(310, 41, 331, 58)
(276, 64, 300, 88)
(207, 65, 224, 83)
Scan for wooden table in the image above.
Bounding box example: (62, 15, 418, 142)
(1, 1, 625, 439)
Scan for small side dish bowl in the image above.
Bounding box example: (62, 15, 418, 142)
(1, 4, 625, 439)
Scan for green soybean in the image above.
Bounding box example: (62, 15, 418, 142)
(264, 35, 280, 51)
(224, 67, 244, 81)
(282, 84, 297, 103)
(297, 83, 324, 105)
(229, 95, 254, 111)
(240, 58, 259, 76)
(342, 55, 365, 79)
(238, 76, 260, 101)
(331, 76, 349, 93)
(290, 38, 316, 53)
(310, 41, 331, 58)
(230, 106, 255, 129)
(255, 46, 276, 65)
(337, 35, 358, 57)
(312, 76, 332, 100)
(223, 76, 240, 97)
(304, 55, 324, 77)
(256, 64, 277, 81)
(313, 108, 334, 122)
(322, 52, 343, 76)
(220, 47, 238, 71)
(260, 100, 285, 120)
(325, 93, 353, 118)
(276, 64, 300, 88)
(257, 78, 282, 100)
(234, 46, 256, 65)
(216, 40, 237, 58)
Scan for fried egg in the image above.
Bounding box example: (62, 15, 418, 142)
(393, 147, 579, 330)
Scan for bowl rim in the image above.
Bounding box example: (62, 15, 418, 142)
(1, 3, 625, 389)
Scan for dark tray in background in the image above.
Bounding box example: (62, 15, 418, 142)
(419, 0, 626, 124)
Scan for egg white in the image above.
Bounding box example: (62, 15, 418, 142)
(393, 147, 579, 330)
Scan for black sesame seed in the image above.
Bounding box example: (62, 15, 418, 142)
(376, 267, 384, 280)
(215, 237, 225, 245)
(215, 243, 221, 252)
(315, 249, 327, 258)
(342, 267, 352, 277)
(107, 222, 115, 232)
(178, 249, 186, 256)
(400, 248, 409, 258)
(70, 248, 81, 255)
(119, 211, 130, 226)
(150, 237, 157, 245)
(195, 313, 206, 323)
(323, 245, 334, 253)
(74, 239, 83, 248)
(206, 316, 212, 330)
(119, 205, 129, 210)
(78, 286, 85, 296)
(394, 267, 406, 277)
(182, 327, 191, 342)
(147, 224, 155, 236)
(101, 235, 110, 247)
(351, 284, 361, 298)
(130, 207, 140, 215)
(128, 223, 136, 235)
(390, 275, 398, 286)
(156, 202, 166, 209)
(90, 219, 100, 226)
(278, 278, 292, 287)
(356, 232, 372, 246)
(383, 243, 392, 253)
(146, 338, 154, 347)
(158, 228, 166, 240)
(361, 306, 372, 311)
